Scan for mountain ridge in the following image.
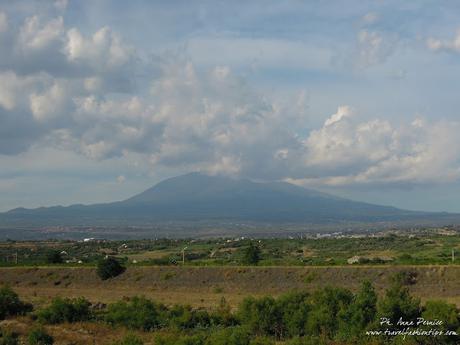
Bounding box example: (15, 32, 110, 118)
(0, 172, 451, 228)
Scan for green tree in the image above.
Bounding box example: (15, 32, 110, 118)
(276, 291, 310, 338)
(242, 243, 261, 265)
(97, 257, 125, 280)
(377, 282, 421, 330)
(237, 296, 282, 337)
(337, 281, 377, 340)
(45, 251, 62, 264)
(418, 300, 459, 344)
(306, 287, 353, 338)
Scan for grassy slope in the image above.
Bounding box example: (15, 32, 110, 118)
(0, 265, 458, 309)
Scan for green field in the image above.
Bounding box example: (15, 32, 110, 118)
(1, 231, 459, 267)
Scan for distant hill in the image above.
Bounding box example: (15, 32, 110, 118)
(0, 172, 453, 228)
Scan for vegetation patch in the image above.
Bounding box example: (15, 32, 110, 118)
(97, 257, 126, 280)
(0, 286, 32, 320)
(36, 297, 92, 324)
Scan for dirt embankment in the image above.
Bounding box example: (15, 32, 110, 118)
(0, 265, 458, 308)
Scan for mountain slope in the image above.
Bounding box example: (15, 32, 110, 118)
(0, 172, 439, 226)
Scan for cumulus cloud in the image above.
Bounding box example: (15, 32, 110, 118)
(297, 109, 460, 186)
(1, 6, 460, 191)
(65, 27, 133, 70)
(18, 16, 64, 51)
(29, 80, 68, 121)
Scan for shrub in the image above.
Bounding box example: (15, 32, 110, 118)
(0, 328, 19, 345)
(277, 292, 310, 338)
(45, 251, 62, 264)
(105, 296, 161, 331)
(337, 281, 377, 340)
(237, 296, 281, 337)
(205, 327, 252, 345)
(167, 304, 211, 329)
(0, 286, 33, 320)
(97, 257, 125, 280)
(377, 282, 421, 329)
(154, 333, 205, 345)
(37, 297, 92, 324)
(241, 243, 261, 265)
(419, 300, 460, 344)
(249, 337, 275, 345)
(112, 333, 144, 345)
(211, 297, 237, 327)
(306, 287, 353, 338)
(27, 327, 53, 345)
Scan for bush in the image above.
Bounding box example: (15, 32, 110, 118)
(306, 287, 353, 338)
(45, 251, 62, 264)
(337, 281, 377, 340)
(105, 296, 161, 331)
(37, 297, 92, 324)
(97, 257, 125, 280)
(238, 296, 281, 337)
(205, 327, 252, 345)
(211, 297, 238, 327)
(377, 282, 421, 329)
(419, 300, 460, 344)
(154, 333, 205, 345)
(0, 328, 19, 345)
(241, 243, 261, 265)
(112, 333, 144, 345)
(0, 286, 33, 320)
(27, 327, 53, 345)
(167, 304, 211, 329)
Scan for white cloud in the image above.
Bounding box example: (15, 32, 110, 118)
(0, 71, 38, 110)
(29, 80, 68, 121)
(65, 27, 132, 69)
(0, 11, 8, 33)
(299, 108, 460, 186)
(1, 5, 460, 193)
(357, 29, 388, 67)
(427, 29, 460, 53)
(324, 105, 352, 126)
(19, 16, 64, 51)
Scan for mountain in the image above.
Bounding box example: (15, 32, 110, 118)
(0, 172, 449, 227)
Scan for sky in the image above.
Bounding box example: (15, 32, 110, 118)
(1, 0, 460, 212)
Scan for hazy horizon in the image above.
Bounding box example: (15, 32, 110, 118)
(2, 1, 460, 213)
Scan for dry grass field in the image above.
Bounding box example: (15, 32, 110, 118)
(0, 265, 458, 309)
(0, 265, 459, 344)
